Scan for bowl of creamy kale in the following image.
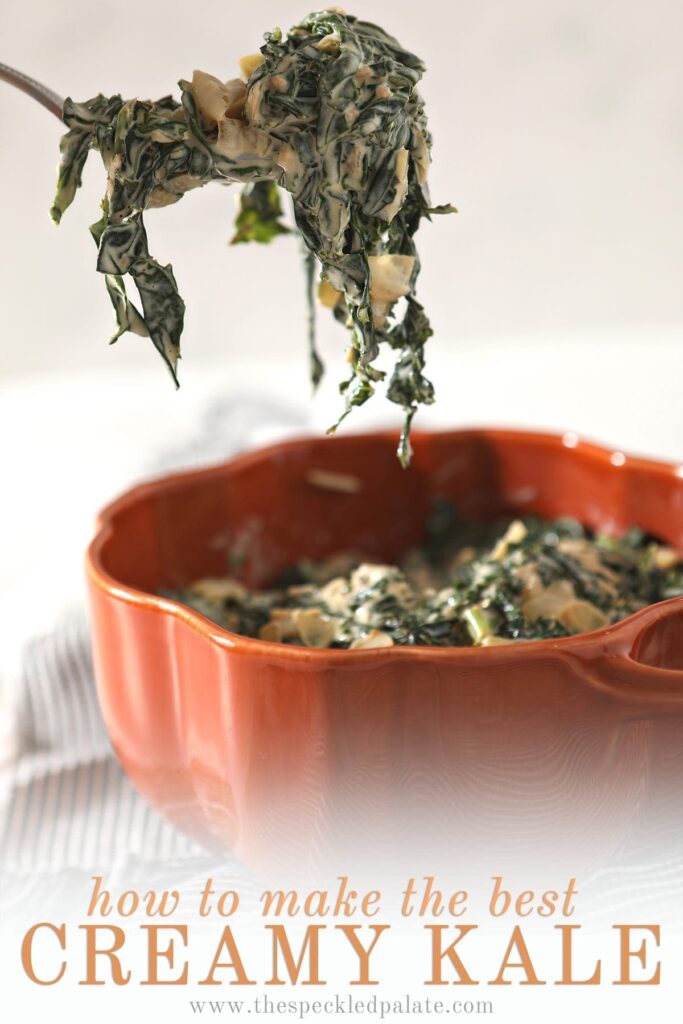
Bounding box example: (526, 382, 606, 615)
(86, 428, 683, 866)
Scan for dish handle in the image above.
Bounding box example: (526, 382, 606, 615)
(571, 598, 683, 709)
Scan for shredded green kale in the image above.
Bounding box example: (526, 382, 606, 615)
(174, 511, 683, 649)
(51, 10, 453, 461)
(231, 180, 290, 244)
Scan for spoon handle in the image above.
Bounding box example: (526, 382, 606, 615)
(0, 61, 64, 120)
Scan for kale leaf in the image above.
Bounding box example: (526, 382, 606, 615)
(51, 10, 454, 460)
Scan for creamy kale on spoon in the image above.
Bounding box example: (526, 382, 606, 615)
(51, 9, 453, 464)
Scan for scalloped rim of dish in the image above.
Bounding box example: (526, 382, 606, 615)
(86, 426, 683, 665)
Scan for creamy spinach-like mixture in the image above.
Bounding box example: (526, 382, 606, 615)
(177, 504, 683, 648)
(52, 10, 453, 464)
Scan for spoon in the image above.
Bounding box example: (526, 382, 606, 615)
(0, 61, 64, 120)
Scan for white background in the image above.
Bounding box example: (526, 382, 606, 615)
(1, 11, 682, 1019)
(1, 0, 682, 379)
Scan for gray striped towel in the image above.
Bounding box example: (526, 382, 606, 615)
(0, 393, 307, 920)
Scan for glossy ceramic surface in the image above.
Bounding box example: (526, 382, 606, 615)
(86, 429, 683, 876)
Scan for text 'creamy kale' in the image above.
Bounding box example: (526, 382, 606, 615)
(51, 10, 454, 463)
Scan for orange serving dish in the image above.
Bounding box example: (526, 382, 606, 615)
(86, 429, 683, 879)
